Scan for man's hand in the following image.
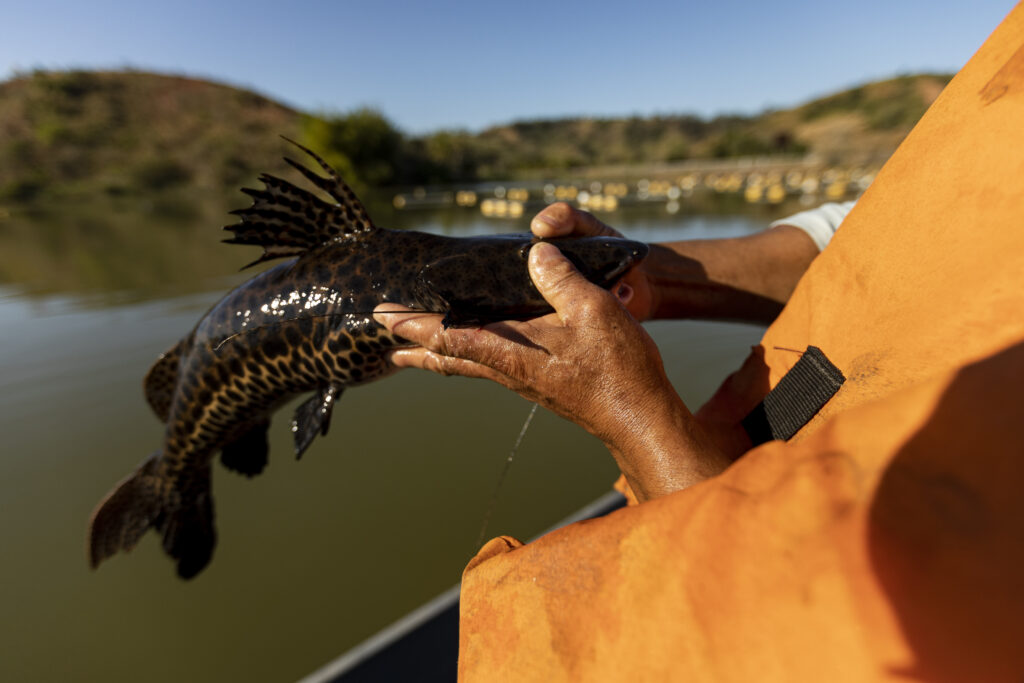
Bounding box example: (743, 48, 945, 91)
(531, 202, 657, 321)
(532, 202, 821, 325)
(374, 241, 729, 501)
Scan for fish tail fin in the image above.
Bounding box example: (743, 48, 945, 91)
(88, 452, 166, 570)
(158, 471, 216, 580)
(88, 452, 216, 580)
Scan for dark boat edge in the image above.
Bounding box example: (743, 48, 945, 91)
(298, 490, 628, 683)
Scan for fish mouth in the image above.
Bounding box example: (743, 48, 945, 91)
(602, 242, 649, 284)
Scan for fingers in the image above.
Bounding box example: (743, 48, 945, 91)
(373, 303, 531, 380)
(388, 346, 510, 384)
(531, 202, 621, 239)
(373, 303, 455, 355)
(373, 304, 439, 347)
(528, 242, 618, 324)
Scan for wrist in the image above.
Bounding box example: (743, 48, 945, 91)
(643, 241, 766, 322)
(602, 387, 729, 501)
(642, 243, 706, 320)
(643, 231, 815, 324)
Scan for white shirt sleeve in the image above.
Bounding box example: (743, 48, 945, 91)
(769, 200, 855, 251)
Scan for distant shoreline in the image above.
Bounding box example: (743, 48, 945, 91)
(0, 69, 951, 204)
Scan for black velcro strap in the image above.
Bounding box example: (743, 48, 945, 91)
(742, 345, 845, 445)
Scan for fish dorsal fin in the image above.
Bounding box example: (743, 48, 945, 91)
(223, 138, 375, 269)
(280, 138, 374, 231)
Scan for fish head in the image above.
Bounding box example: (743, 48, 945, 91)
(418, 233, 649, 326)
(545, 235, 649, 289)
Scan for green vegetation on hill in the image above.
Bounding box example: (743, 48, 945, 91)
(799, 75, 938, 129)
(0, 70, 301, 203)
(0, 69, 952, 204)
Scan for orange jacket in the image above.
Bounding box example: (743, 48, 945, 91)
(458, 4, 1024, 681)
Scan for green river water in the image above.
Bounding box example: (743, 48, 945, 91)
(0, 198, 779, 681)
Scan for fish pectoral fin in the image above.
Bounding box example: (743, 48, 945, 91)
(292, 385, 342, 460)
(418, 255, 495, 328)
(220, 419, 270, 477)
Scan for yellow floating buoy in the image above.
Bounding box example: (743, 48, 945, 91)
(554, 185, 579, 200)
(765, 184, 786, 203)
(825, 181, 848, 199)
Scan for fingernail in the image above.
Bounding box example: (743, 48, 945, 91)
(531, 213, 560, 232)
(529, 241, 560, 267)
(373, 306, 397, 328)
(386, 349, 410, 367)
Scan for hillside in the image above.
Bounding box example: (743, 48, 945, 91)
(0, 70, 301, 202)
(470, 74, 951, 175)
(0, 69, 952, 203)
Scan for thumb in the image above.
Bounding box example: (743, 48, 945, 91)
(528, 242, 608, 323)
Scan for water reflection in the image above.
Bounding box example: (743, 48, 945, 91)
(0, 198, 777, 682)
(0, 192, 779, 300)
(0, 198, 244, 303)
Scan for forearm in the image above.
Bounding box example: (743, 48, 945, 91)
(646, 225, 820, 324)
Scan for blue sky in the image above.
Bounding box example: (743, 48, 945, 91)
(2, 0, 1016, 133)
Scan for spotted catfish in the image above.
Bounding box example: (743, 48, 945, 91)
(87, 141, 648, 579)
